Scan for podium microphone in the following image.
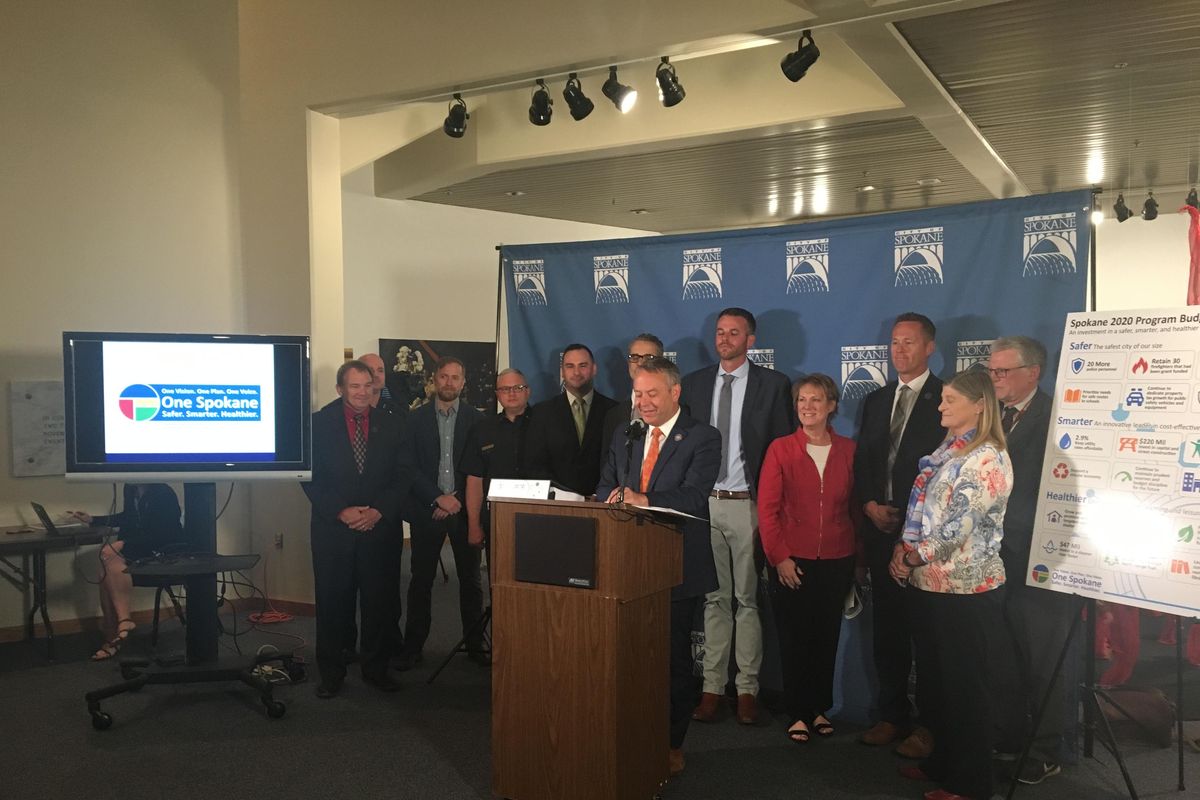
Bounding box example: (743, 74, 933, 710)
(618, 419, 647, 504)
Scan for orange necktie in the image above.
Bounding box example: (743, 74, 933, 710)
(640, 427, 663, 493)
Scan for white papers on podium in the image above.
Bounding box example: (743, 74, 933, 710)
(624, 503, 702, 521)
(488, 479, 551, 500)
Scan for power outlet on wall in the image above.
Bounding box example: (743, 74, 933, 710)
(274, 532, 284, 549)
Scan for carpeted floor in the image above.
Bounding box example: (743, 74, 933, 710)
(2, 544, 1197, 800)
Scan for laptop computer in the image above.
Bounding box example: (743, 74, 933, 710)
(31, 502, 83, 535)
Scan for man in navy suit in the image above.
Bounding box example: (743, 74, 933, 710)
(396, 356, 486, 670)
(680, 308, 794, 725)
(596, 356, 720, 778)
(303, 360, 409, 698)
(853, 312, 947, 754)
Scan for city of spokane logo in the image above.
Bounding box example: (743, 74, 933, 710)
(894, 227, 944, 286)
(956, 340, 993, 372)
(747, 349, 775, 369)
(512, 259, 547, 306)
(841, 344, 888, 402)
(682, 247, 723, 300)
(1022, 212, 1078, 277)
(785, 238, 830, 294)
(119, 384, 160, 421)
(593, 254, 630, 304)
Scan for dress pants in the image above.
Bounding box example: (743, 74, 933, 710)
(769, 555, 856, 723)
(404, 512, 483, 655)
(311, 525, 401, 686)
(992, 581, 1078, 761)
(670, 596, 702, 749)
(701, 497, 761, 695)
(910, 585, 1004, 800)
(866, 530, 918, 725)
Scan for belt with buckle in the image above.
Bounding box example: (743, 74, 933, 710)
(711, 490, 751, 500)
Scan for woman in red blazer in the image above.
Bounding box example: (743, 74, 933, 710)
(758, 373, 860, 743)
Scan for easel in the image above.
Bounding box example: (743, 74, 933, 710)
(1006, 596, 1191, 800)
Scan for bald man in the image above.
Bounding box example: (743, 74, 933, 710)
(361, 352, 401, 417)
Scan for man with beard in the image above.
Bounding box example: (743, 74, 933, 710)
(681, 308, 794, 726)
(395, 356, 485, 670)
(525, 343, 617, 497)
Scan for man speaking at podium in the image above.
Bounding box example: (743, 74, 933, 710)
(595, 356, 720, 778)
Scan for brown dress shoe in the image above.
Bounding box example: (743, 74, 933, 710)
(692, 691, 722, 722)
(895, 726, 934, 759)
(859, 720, 905, 746)
(736, 693, 758, 725)
(668, 748, 685, 777)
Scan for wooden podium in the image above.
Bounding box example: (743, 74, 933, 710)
(490, 498, 683, 800)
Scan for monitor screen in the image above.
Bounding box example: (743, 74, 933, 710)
(64, 332, 311, 481)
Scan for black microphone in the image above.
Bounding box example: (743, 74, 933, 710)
(619, 419, 647, 504)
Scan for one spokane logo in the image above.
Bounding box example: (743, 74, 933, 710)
(1031, 564, 1050, 584)
(785, 238, 829, 294)
(682, 247, 723, 300)
(894, 227, 944, 286)
(512, 259, 547, 306)
(593, 254, 630, 304)
(841, 344, 888, 402)
(119, 384, 160, 421)
(747, 349, 775, 370)
(1022, 212, 1077, 277)
(956, 340, 992, 372)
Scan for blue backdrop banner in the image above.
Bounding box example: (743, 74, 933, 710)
(503, 190, 1089, 435)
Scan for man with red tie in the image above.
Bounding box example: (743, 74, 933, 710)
(596, 357, 721, 778)
(303, 361, 408, 698)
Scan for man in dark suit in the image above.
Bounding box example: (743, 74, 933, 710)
(303, 360, 408, 698)
(525, 343, 617, 497)
(596, 356, 720, 778)
(396, 356, 486, 669)
(601, 333, 664, 452)
(680, 308, 794, 725)
(854, 311, 947, 752)
(986, 336, 1069, 785)
(361, 352, 403, 418)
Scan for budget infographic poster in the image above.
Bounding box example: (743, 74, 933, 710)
(1029, 307, 1200, 616)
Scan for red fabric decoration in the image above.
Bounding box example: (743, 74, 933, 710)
(1183, 205, 1200, 306)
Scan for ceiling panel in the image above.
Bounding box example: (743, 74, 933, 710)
(898, 0, 1200, 194)
(412, 117, 991, 232)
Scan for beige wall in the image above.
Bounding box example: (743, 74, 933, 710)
(0, 2, 246, 627)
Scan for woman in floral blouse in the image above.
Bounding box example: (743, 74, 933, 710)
(888, 369, 1012, 800)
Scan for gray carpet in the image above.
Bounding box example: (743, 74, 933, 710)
(2, 545, 1197, 800)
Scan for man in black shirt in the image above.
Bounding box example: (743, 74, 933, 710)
(463, 368, 533, 548)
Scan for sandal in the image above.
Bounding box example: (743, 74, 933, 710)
(91, 619, 135, 662)
(787, 721, 811, 744)
(813, 716, 835, 736)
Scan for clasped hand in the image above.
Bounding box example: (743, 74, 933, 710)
(338, 506, 381, 531)
(604, 487, 647, 506)
(888, 542, 913, 585)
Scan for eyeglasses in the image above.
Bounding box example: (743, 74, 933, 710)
(495, 384, 528, 393)
(987, 365, 1032, 379)
(626, 353, 660, 363)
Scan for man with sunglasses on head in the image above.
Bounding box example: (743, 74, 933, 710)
(602, 333, 665, 451)
(463, 368, 534, 551)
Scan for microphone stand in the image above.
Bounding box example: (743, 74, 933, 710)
(618, 420, 646, 505)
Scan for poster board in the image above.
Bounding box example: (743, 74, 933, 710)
(9, 380, 65, 477)
(1029, 307, 1200, 616)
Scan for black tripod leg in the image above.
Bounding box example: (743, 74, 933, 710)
(1007, 597, 1084, 800)
(1088, 687, 1139, 800)
(427, 606, 492, 685)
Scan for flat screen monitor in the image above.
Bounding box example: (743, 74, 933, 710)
(64, 331, 311, 481)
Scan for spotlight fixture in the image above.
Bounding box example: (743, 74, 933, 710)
(443, 93, 468, 138)
(656, 57, 685, 107)
(529, 79, 553, 126)
(562, 73, 594, 121)
(1113, 193, 1134, 222)
(1187, 188, 1199, 210)
(601, 66, 637, 113)
(1142, 191, 1158, 221)
(781, 30, 820, 82)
